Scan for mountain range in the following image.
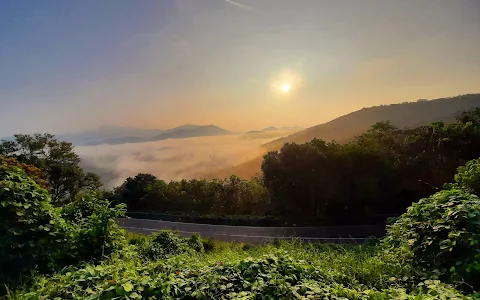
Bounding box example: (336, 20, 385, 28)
(205, 93, 480, 179)
(2, 124, 305, 146)
(0, 124, 232, 146)
(78, 125, 231, 146)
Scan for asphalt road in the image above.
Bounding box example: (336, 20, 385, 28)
(117, 218, 385, 244)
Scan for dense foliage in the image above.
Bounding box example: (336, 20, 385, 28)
(60, 193, 127, 266)
(0, 166, 125, 287)
(382, 188, 480, 289)
(0, 156, 49, 189)
(451, 158, 480, 196)
(112, 174, 270, 217)
(127, 230, 205, 260)
(0, 133, 102, 203)
(261, 109, 480, 223)
(8, 240, 473, 299)
(0, 166, 66, 282)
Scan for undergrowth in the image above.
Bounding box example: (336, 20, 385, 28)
(4, 158, 480, 299)
(6, 237, 476, 299)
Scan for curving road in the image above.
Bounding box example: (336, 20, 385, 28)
(117, 218, 385, 244)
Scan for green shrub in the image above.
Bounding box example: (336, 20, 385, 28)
(137, 230, 205, 259)
(0, 166, 67, 283)
(382, 188, 480, 288)
(202, 237, 216, 252)
(60, 193, 127, 265)
(151, 230, 187, 256)
(188, 233, 204, 253)
(0, 167, 127, 287)
(453, 158, 480, 196)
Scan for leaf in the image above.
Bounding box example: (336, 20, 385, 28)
(122, 281, 134, 292)
(130, 292, 141, 299)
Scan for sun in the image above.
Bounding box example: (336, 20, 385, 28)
(280, 84, 291, 93)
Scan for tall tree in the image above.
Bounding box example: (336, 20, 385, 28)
(0, 133, 102, 203)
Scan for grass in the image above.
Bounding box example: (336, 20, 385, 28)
(5, 232, 474, 299)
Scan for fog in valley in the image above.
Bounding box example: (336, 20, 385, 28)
(77, 134, 281, 188)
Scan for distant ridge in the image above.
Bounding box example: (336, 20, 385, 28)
(1, 124, 232, 146)
(87, 124, 231, 146)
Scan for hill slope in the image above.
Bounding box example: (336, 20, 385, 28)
(207, 94, 480, 179)
(263, 94, 480, 150)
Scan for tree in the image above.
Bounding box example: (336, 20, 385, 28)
(456, 107, 480, 125)
(0, 133, 102, 203)
(450, 158, 480, 196)
(115, 173, 159, 211)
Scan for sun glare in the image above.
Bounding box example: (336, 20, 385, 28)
(270, 69, 302, 96)
(280, 84, 291, 93)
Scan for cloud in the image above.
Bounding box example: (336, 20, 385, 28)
(223, 0, 255, 11)
(77, 134, 277, 188)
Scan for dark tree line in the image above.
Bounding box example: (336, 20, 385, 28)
(109, 174, 270, 217)
(261, 108, 480, 223)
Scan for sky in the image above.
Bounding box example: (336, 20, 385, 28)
(1, 0, 479, 137)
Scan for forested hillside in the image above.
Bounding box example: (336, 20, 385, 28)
(265, 94, 480, 149)
(212, 94, 480, 179)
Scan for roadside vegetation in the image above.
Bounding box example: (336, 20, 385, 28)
(1, 107, 480, 298)
(2, 147, 480, 298)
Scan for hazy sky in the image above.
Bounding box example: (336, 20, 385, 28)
(1, 0, 479, 136)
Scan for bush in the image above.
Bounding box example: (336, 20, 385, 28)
(202, 237, 216, 252)
(136, 231, 205, 259)
(382, 188, 480, 289)
(0, 167, 127, 286)
(453, 158, 480, 196)
(188, 233, 204, 253)
(60, 193, 127, 265)
(151, 230, 188, 257)
(0, 166, 67, 283)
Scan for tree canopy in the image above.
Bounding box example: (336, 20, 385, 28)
(0, 133, 102, 203)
